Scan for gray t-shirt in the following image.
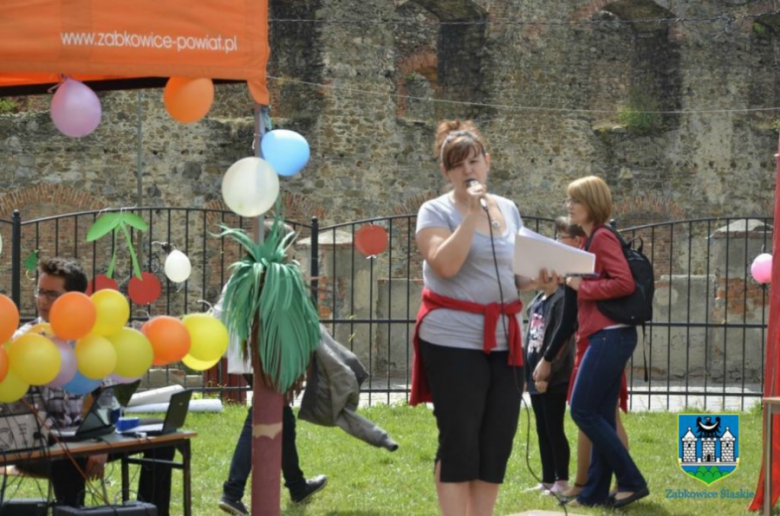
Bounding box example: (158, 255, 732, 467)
(416, 193, 524, 351)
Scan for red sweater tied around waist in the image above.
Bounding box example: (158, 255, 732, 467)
(409, 288, 524, 406)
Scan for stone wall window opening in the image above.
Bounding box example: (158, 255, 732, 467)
(589, 0, 682, 133)
(395, 0, 488, 120)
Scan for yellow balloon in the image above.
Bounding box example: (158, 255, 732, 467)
(75, 334, 117, 379)
(0, 369, 29, 402)
(182, 313, 229, 362)
(27, 322, 53, 336)
(182, 353, 221, 371)
(8, 333, 61, 386)
(107, 328, 154, 378)
(90, 290, 130, 336)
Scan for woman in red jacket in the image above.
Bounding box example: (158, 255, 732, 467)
(563, 176, 648, 509)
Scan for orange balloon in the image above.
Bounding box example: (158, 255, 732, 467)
(163, 77, 214, 123)
(141, 316, 191, 366)
(0, 346, 8, 384)
(0, 295, 19, 344)
(50, 292, 96, 340)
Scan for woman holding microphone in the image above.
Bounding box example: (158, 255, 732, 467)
(410, 119, 546, 516)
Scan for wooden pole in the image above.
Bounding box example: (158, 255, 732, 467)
(250, 104, 284, 516)
(251, 352, 284, 516)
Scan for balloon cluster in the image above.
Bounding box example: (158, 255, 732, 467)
(0, 291, 228, 402)
(222, 130, 310, 217)
(50, 76, 216, 138)
(751, 253, 772, 284)
(51, 76, 277, 138)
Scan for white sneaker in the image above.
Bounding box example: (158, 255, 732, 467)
(548, 481, 570, 495)
(524, 482, 553, 493)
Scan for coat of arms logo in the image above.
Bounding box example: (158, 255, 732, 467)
(678, 414, 739, 485)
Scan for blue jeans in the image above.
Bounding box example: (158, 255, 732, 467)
(570, 327, 646, 505)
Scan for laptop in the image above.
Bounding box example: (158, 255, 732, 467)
(113, 379, 142, 408)
(50, 386, 116, 442)
(126, 389, 192, 436)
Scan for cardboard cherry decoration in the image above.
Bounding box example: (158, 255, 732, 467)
(355, 225, 389, 257)
(86, 275, 119, 294)
(127, 272, 162, 305)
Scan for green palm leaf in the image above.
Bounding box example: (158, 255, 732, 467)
(218, 214, 320, 393)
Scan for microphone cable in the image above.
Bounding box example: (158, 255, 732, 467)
(483, 204, 569, 515)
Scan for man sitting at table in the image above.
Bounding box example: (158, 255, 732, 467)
(13, 257, 174, 513)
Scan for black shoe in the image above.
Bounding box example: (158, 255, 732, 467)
(290, 475, 328, 504)
(612, 486, 650, 509)
(218, 495, 249, 515)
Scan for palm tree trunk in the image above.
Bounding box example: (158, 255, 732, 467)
(251, 348, 284, 515)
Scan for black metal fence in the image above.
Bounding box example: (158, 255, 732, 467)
(0, 209, 772, 411)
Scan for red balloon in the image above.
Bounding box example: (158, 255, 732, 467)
(127, 273, 162, 305)
(355, 225, 389, 257)
(86, 275, 119, 295)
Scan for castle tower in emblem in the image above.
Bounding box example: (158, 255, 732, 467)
(702, 437, 716, 462)
(721, 427, 735, 462)
(682, 428, 697, 462)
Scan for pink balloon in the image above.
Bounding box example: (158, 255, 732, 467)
(47, 338, 77, 388)
(751, 253, 773, 284)
(50, 79, 102, 137)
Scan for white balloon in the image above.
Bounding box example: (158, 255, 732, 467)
(164, 250, 192, 283)
(221, 157, 280, 217)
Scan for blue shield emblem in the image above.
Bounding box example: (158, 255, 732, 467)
(678, 414, 739, 485)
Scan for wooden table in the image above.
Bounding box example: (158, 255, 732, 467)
(764, 398, 780, 516)
(3, 431, 197, 515)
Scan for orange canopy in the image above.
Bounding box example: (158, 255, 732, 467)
(0, 0, 269, 103)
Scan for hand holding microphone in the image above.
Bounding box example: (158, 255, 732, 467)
(465, 178, 488, 211)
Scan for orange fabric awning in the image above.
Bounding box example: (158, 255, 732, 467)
(0, 0, 269, 103)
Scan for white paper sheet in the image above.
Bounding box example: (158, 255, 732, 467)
(513, 227, 596, 278)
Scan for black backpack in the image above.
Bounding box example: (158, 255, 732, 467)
(585, 225, 654, 326)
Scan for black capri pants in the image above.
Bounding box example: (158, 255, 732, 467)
(419, 338, 524, 483)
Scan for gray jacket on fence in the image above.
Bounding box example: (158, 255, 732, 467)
(299, 327, 399, 452)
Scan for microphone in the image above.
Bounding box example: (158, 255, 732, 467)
(465, 179, 488, 210)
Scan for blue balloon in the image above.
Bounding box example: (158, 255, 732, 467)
(63, 371, 101, 396)
(261, 129, 310, 177)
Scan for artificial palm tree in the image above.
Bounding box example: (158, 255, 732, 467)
(219, 213, 320, 516)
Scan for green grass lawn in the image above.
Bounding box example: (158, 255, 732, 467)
(5, 402, 770, 515)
